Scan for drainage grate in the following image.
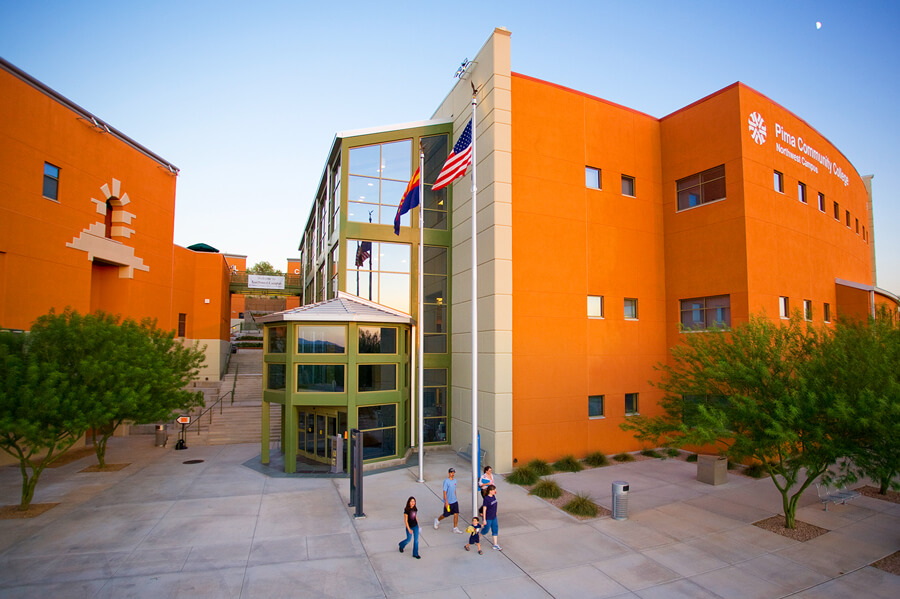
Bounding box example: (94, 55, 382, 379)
(182, 459, 205, 464)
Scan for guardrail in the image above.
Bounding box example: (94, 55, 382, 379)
(184, 364, 239, 437)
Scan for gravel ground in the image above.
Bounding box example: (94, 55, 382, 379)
(872, 550, 900, 575)
(857, 485, 900, 504)
(752, 515, 829, 542)
(524, 486, 612, 519)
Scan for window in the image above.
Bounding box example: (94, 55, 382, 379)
(621, 175, 635, 197)
(423, 368, 448, 442)
(346, 239, 411, 314)
(680, 295, 731, 330)
(586, 167, 601, 189)
(863, 226, 867, 241)
(803, 299, 813, 321)
(589, 395, 605, 418)
(625, 393, 639, 416)
(267, 326, 287, 353)
(43, 162, 60, 200)
(358, 326, 397, 354)
(779, 296, 789, 319)
(624, 298, 638, 320)
(358, 364, 397, 392)
(833, 201, 839, 220)
(423, 245, 448, 353)
(818, 193, 825, 212)
(855, 218, 860, 234)
(266, 363, 286, 390)
(297, 364, 345, 392)
(358, 404, 397, 460)
(297, 325, 346, 354)
(422, 133, 450, 230)
(676, 165, 726, 210)
(774, 170, 784, 193)
(347, 140, 412, 227)
(587, 295, 604, 318)
(824, 303, 831, 323)
(798, 182, 807, 203)
(177, 313, 186, 337)
(845, 210, 851, 228)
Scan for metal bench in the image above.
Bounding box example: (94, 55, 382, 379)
(457, 443, 487, 465)
(815, 483, 861, 511)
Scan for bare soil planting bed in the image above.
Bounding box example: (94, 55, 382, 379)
(753, 515, 828, 542)
(857, 485, 900, 505)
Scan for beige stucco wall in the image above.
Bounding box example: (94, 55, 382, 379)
(432, 28, 514, 473)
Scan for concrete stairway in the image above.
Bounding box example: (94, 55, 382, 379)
(191, 350, 281, 446)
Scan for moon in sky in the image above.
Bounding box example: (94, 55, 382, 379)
(816, 21, 822, 29)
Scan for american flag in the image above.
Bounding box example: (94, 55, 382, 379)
(355, 241, 372, 267)
(432, 119, 473, 191)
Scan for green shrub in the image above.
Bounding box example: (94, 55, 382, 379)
(553, 455, 584, 472)
(530, 478, 562, 499)
(665, 448, 681, 458)
(744, 463, 767, 478)
(563, 492, 598, 517)
(506, 465, 539, 485)
(640, 449, 663, 459)
(526, 459, 554, 476)
(686, 453, 698, 463)
(613, 453, 635, 463)
(584, 452, 610, 467)
(727, 460, 739, 470)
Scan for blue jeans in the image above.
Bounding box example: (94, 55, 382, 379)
(399, 524, 419, 556)
(483, 518, 498, 536)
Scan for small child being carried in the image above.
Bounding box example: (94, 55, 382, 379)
(464, 516, 483, 555)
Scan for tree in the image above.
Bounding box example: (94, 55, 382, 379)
(0, 326, 90, 510)
(622, 315, 855, 528)
(247, 261, 283, 276)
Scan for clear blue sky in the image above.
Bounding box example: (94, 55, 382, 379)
(2, 0, 898, 293)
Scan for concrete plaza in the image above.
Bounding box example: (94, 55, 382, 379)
(0, 438, 898, 598)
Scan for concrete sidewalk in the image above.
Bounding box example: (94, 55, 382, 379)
(0, 438, 897, 598)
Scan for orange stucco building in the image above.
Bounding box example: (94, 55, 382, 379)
(0, 57, 232, 380)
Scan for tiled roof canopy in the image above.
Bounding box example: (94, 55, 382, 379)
(257, 292, 413, 324)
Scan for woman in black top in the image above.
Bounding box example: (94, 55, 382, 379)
(398, 496, 421, 558)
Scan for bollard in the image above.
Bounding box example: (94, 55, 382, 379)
(155, 424, 167, 447)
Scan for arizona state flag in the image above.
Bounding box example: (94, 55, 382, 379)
(394, 167, 421, 235)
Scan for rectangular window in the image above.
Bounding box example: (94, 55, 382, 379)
(855, 218, 859, 234)
(423, 368, 448, 443)
(266, 363, 286, 390)
(297, 325, 346, 354)
(625, 393, 639, 416)
(624, 298, 638, 320)
(676, 164, 726, 211)
(177, 313, 186, 337)
(358, 326, 397, 354)
(818, 192, 825, 212)
(358, 364, 397, 392)
(833, 201, 839, 220)
(423, 245, 448, 354)
(347, 139, 413, 227)
(845, 210, 851, 228)
(358, 404, 397, 460)
(621, 175, 635, 197)
(824, 303, 831, 323)
(346, 239, 411, 314)
(43, 162, 60, 200)
(267, 326, 287, 353)
(798, 181, 807, 203)
(679, 295, 731, 330)
(779, 296, 790, 319)
(863, 226, 867, 241)
(422, 133, 450, 230)
(803, 299, 813, 321)
(297, 364, 345, 392)
(586, 166, 601, 189)
(774, 170, 784, 193)
(588, 395, 605, 418)
(587, 295, 604, 318)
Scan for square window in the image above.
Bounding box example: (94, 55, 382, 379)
(798, 182, 807, 203)
(621, 175, 635, 197)
(824, 302, 831, 323)
(587, 295, 604, 318)
(589, 395, 604, 418)
(774, 170, 784, 193)
(779, 296, 789, 319)
(624, 298, 638, 320)
(625, 393, 639, 416)
(818, 192, 826, 212)
(803, 299, 812, 321)
(833, 201, 839, 220)
(586, 166, 601, 189)
(43, 162, 60, 200)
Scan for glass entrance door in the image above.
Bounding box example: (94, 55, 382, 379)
(316, 414, 327, 458)
(298, 408, 347, 464)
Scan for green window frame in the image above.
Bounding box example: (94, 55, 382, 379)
(297, 364, 345, 393)
(297, 325, 346, 354)
(358, 403, 397, 460)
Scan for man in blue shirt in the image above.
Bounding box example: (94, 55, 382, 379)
(434, 467, 463, 533)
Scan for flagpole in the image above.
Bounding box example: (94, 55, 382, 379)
(417, 146, 426, 483)
(470, 96, 479, 517)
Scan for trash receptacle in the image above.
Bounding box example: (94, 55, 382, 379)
(612, 480, 629, 521)
(697, 454, 727, 485)
(155, 424, 167, 447)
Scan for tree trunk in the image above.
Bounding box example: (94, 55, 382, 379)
(781, 491, 798, 529)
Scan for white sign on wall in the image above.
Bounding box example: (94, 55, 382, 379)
(248, 275, 285, 290)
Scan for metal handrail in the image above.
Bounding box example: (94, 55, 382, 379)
(184, 364, 239, 436)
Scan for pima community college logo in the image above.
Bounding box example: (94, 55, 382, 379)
(748, 112, 767, 145)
